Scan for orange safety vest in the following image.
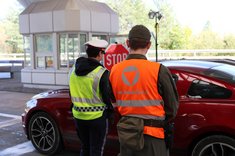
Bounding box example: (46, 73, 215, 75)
(110, 59, 165, 139)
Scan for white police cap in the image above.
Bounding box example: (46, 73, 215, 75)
(84, 39, 108, 48)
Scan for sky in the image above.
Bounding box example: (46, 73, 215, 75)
(0, 0, 23, 20)
(1, 0, 235, 35)
(148, 0, 235, 35)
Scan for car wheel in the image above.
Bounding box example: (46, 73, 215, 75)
(191, 135, 235, 156)
(28, 112, 62, 155)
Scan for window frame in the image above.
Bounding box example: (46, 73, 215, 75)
(187, 79, 232, 99)
(34, 33, 53, 69)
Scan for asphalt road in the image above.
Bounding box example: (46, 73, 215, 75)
(0, 91, 78, 156)
(0, 73, 79, 156)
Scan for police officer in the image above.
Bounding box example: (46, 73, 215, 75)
(69, 39, 113, 156)
(109, 25, 179, 156)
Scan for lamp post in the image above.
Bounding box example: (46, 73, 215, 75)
(148, 10, 162, 62)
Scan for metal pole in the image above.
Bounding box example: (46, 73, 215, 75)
(155, 19, 158, 62)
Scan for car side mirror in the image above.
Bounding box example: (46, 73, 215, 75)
(172, 74, 178, 84)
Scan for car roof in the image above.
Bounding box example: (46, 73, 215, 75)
(160, 60, 223, 73)
(160, 60, 235, 84)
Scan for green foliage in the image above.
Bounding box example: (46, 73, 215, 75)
(0, 7, 23, 53)
(99, 0, 235, 50)
(223, 34, 235, 49)
(102, 0, 153, 34)
(191, 23, 224, 49)
(156, 1, 181, 49)
(160, 24, 185, 49)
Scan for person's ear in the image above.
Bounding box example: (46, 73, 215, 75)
(98, 51, 103, 58)
(147, 41, 151, 49)
(126, 39, 130, 48)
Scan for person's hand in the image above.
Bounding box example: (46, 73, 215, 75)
(107, 108, 115, 125)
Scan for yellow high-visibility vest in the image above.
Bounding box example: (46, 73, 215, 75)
(69, 66, 106, 120)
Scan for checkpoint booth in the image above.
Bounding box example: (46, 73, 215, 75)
(18, 0, 119, 89)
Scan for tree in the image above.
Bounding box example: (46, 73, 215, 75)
(191, 21, 224, 49)
(100, 0, 153, 34)
(97, 0, 187, 50)
(94, 1, 235, 50)
(0, 5, 23, 53)
(0, 25, 9, 53)
(223, 34, 235, 49)
(181, 27, 193, 49)
(151, 0, 187, 50)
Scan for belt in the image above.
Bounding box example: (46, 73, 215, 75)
(144, 119, 165, 128)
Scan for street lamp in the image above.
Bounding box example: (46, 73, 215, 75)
(148, 10, 162, 61)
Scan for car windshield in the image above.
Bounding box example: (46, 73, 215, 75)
(203, 64, 235, 84)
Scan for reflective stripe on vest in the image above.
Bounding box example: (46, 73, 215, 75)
(117, 99, 163, 107)
(70, 66, 106, 120)
(73, 105, 107, 112)
(110, 59, 165, 138)
(71, 67, 105, 105)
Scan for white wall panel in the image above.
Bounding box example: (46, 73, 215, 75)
(30, 12, 53, 33)
(110, 14, 119, 33)
(56, 72, 69, 85)
(53, 10, 83, 32)
(79, 10, 91, 32)
(21, 70, 32, 83)
(91, 12, 110, 32)
(32, 72, 55, 84)
(19, 14, 30, 34)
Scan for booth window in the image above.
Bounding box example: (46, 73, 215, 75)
(37, 57, 44, 68)
(36, 34, 52, 52)
(35, 34, 53, 68)
(92, 34, 107, 40)
(23, 36, 31, 67)
(59, 33, 80, 68)
(80, 34, 87, 56)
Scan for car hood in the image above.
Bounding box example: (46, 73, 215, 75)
(32, 89, 70, 99)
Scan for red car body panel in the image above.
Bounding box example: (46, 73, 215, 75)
(22, 60, 235, 156)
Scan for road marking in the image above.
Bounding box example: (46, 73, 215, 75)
(0, 113, 21, 119)
(0, 141, 35, 156)
(0, 113, 35, 155)
(0, 118, 21, 128)
(0, 113, 21, 128)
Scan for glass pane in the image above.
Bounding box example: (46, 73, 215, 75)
(59, 33, 80, 68)
(204, 65, 235, 84)
(59, 34, 68, 68)
(37, 57, 44, 68)
(36, 34, 52, 53)
(23, 36, 31, 67)
(46, 56, 53, 68)
(80, 34, 87, 56)
(68, 34, 78, 67)
(92, 35, 107, 40)
(110, 35, 127, 45)
(188, 79, 232, 99)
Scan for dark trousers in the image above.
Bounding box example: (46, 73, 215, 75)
(119, 135, 168, 156)
(74, 115, 109, 156)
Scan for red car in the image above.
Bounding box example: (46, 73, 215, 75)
(22, 60, 235, 156)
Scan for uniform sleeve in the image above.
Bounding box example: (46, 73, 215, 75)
(99, 70, 114, 109)
(158, 64, 179, 122)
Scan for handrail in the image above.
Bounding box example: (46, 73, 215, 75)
(0, 60, 24, 67)
(147, 49, 235, 60)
